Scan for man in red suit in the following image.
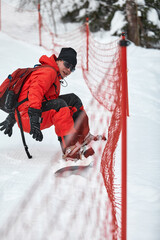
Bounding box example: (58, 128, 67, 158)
(0, 48, 94, 159)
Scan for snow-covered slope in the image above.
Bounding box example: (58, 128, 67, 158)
(127, 44, 160, 240)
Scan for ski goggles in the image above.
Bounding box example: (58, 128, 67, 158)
(63, 61, 75, 72)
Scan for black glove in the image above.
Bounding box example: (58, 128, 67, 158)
(0, 113, 16, 137)
(28, 107, 43, 141)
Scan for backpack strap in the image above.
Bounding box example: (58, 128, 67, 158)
(15, 97, 28, 108)
(16, 108, 32, 159)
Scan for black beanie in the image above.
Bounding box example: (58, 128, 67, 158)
(57, 47, 77, 67)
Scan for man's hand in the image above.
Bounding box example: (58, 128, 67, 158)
(28, 108, 43, 141)
(0, 113, 16, 137)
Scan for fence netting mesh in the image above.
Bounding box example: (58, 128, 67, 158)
(0, 1, 123, 239)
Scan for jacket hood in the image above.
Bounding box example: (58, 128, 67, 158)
(39, 54, 59, 72)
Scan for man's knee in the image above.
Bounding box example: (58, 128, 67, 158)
(71, 93, 83, 108)
(42, 98, 68, 112)
(59, 93, 83, 109)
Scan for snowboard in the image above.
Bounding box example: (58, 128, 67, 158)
(54, 134, 106, 177)
(55, 158, 93, 176)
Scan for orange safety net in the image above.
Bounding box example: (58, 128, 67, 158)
(82, 34, 122, 239)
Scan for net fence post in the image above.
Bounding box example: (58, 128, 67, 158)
(119, 32, 130, 240)
(38, 0, 42, 46)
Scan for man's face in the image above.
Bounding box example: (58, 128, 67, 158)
(57, 60, 72, 78)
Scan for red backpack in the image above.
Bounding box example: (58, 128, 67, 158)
(0, 65, 57, 159)
(0, 65, 56, 113)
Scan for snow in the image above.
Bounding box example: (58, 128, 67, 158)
(88, 0, 99, 11)
(147, 8, 160, 28)
(127, 44, 160, 240)
(114, 0, 126, 7)
(110, 11, 127, 35)
(0, 1, 160, 240)
(135, 0, 145, 5)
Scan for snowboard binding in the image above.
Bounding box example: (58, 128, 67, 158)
(62, 134, 106, 161)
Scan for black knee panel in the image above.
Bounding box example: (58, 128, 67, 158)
(59, 93, 83, 110)
(42, 98, 68, 112)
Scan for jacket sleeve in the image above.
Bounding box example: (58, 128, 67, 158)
(27, 68, 57, 109)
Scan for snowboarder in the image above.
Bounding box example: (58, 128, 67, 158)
(0, 47, 94, 160)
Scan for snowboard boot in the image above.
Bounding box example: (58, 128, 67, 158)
(62, 133, 95, 161)
(59, 132, 105, 161)
(63, 143, 95, 161)
(63, 142, 82, 161)
(59, 132, 81, 161)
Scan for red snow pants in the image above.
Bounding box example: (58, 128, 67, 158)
(16, 93, 89, 144)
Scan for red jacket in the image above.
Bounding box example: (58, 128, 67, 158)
(15, 54, 89, 142)
(18, 54, 62, 115)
